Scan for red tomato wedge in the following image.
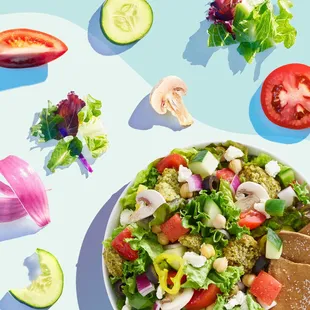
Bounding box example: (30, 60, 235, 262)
(0, 28, 68, 68)
(250, 271, 282, 306)
(216, 168, 235, 182)
(239, 210, 266, 230)
(156, 154, 187, 174)
(160, 213, 189, 243)
(261, 63, 310, 129)
(167, 270, 187, 286)
(111, 227, 139, 261)
(185, 284, 221, 310)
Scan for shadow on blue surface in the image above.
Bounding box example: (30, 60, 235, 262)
(0, 66, 48, 92)
(88, 6, 135, 56)
(129, 94, 184, 131)
(183, 20, 274, 80)
(76, 185, 127, 310)
(183, 20, 217, 68)
(249, 86, 310, 144)
(0, 216, 41, 243)
(0, 293, 49, 310)
(0, 254, 45, 309)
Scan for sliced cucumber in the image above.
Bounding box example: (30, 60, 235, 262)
(266, 229, 283, 259)
(203, 197, 222, 227)
(164, 246, 187, 270)
(265, 199, 286, 217)
(189, 150, 219, 178)
(277, 168, 295, 187)
(10, 249, 64, 309)
(101, 0, 153, 45)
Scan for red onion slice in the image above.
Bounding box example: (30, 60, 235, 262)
(187, 174, 203, 192)
(230, 174, 241, 194)
(136, 273, 155, 297)
(0, 156, 50, 227)
(0, 197, 27, 222)
(0, 181, 15, 196)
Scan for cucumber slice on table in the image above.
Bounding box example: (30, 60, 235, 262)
(101, 0, 153, 45)
(10, 249, 64, 309)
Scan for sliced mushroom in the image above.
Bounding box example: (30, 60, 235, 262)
(150, 76, 194, 127)
(129, 189, 166, 223)
(161, 288, 194, 310)
(235, 182, 270, 211)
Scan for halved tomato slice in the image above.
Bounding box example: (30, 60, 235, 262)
(261, 63, 310, 129)
(0, 29, 68, 68)
(216, 168, 235, 182)
(156, 154, 187, 174)
(239, 209, 266, 230)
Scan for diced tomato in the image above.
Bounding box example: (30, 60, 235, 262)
(250, 271, 282, 306)
(167, 270, 187, 286)
(185, 284, 221, 310)
(156, 154, 187, 174)
(111, 228, 139, 261)
(239, 210, 266, 230)
(261, 63, 310, 129)
(216, 168, 235, 183)
(160, 214, 190, 243)
(0, 28, 68, 68)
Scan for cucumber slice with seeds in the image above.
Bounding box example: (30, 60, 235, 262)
(101, 0, 153, 45)
(10, 248, 64, 309)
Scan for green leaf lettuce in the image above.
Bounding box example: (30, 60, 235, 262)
(47, 136, 82, 173)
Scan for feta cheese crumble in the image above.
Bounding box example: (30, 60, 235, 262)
(183, 251, 207, 268)
(225, 291, 247, 309)
(265, 160, 281, 178)
(224, 146, 244, 162)
(178, 165, 192, 183)
(254, 201, 271, 219)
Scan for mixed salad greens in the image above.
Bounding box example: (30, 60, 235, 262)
(207, 0, 297, 63)
(103, 141, 310, 310)
(31, 92, 108, 173)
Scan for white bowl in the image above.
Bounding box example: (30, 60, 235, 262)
(102, 142, 308, 310)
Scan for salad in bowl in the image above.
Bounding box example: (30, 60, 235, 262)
(103, 141, 310, 310)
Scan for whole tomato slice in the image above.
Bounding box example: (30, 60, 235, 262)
(185, 284, 221, 310)
(216, 168, 235, 182)
(156, 154, 187, 174)
(239, 210, 266, 230)
(0, 28, 68, 68)
(261, 63, 310, 129)
(167, 270, 187, 286)
(111, 227, 139, 261)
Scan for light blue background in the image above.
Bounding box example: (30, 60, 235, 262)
(0, 1, 310, 310)
(2, 0, 310, 143)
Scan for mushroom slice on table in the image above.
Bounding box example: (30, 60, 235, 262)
(150, 76, 194, 127)
(235, 182, 270, 211)
(129, 189, 166, 223)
